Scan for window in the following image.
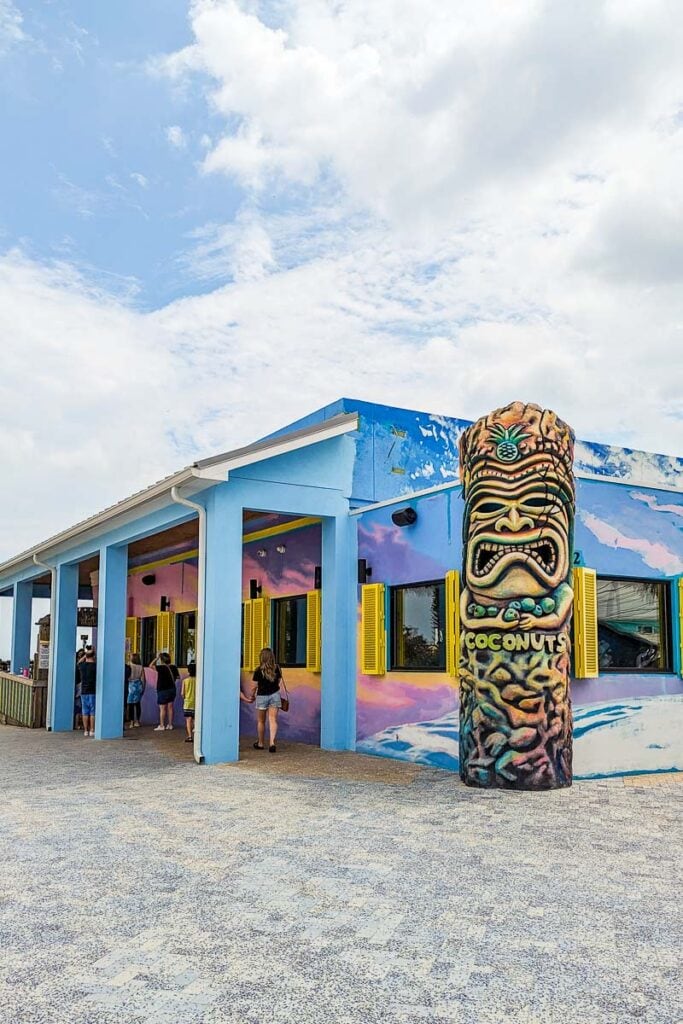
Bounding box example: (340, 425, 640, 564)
(141, 616, 157, 667)
(175, 611, 197, 668)
(596, 577, 672, 672)
(273, 595, 307, 667)
(391, 581, 446, 670)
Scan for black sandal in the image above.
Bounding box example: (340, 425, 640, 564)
(269, 745, 276, 753)
(253, 742, 265, 750)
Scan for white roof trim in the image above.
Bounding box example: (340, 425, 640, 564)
(0, 413, 359, 580)
(350, 480, 462, 515)
(349, 465, 681, 517)
(193, 414, 358, 480)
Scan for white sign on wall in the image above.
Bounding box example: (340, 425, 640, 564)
(38, 641, 50, 670)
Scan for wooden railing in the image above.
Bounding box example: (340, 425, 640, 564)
(0, 671, 47, 729)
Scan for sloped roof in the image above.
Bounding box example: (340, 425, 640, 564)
(0, 411, 358, 582)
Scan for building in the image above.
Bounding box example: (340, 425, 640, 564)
(0, 398, 681, 778)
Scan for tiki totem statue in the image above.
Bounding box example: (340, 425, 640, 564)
(458, 402, 575, 790)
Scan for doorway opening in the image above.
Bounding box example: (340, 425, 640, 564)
(239, 510, 322, 751)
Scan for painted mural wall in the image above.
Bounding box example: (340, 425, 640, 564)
(93, 525, 323, 737)
(127, 562, 199, 620)
(124, 562, 198, 727)
(356, 478, 683, 779)
(240, 523, 322, 744)
(275, 397, 683, 506)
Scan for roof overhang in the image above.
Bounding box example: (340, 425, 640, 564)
(0, 412, 358, 582)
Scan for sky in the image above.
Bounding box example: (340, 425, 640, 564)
(1, 0, 683, 565)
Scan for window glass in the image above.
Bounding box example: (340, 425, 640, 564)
(391, 582, 445, 670)
(175, 611, 197, 668)
(141, 616, 157, 667)
(273, 596, 307, 667)
(597, 578, 671, 672)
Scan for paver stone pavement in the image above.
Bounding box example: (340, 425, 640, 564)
(0, 725, 681, 1023)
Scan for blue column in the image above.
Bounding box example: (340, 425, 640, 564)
(201, 485, 242, 764)
(320, 513, 357, 750)
(94, 544, 127, 740)
(51, 563, 78, 731)
(10, 580, 33, 674)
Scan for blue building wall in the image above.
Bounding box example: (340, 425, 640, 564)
(355, 476, 683, 779)
(1, 396, 681, 777)
(268, 397, 683, 505)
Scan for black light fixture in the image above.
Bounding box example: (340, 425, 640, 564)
(391, 507, 418, 527)
(249, 578, 262, 599)
(358, 559, 372, 585)
(141, 574, 156, 586)
(314, 565, 322, 590)
(160, 596, 170, 612)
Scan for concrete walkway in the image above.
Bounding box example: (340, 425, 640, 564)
(0, 725, 680, 1023)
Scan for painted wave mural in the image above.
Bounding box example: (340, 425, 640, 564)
(356, 695, 683, 780)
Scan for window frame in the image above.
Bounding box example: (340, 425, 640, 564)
(390, 578, 447, 673)
(272, 593, 308, 669)
(595, 574, 673, 675)
(175, 610, 197, 669)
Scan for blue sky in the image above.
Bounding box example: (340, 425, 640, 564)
(0, 0, 682, 566)
(0, 0, 246, 307)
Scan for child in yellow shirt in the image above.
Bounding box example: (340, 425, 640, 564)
(182, 663, 196, 743)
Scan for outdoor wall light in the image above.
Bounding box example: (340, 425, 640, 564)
(249, 579, 262, 599)
(276, 544, 286, 554)
(391, 507, 418, 527)
(141, 574, 156, 586)
(358, 559, 372, 585)
(256, 548, 267, 558)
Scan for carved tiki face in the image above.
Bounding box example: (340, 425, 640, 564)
(460, 402, 575, 603)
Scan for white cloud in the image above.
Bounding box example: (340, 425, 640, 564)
(165, 124, 186, 148)
(130, 172, 149, 188)
(164, 1, 683, 229)
(0, 0, 25, 52)
(3, 0, 683, 574)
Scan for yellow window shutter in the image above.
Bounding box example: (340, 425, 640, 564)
(125, 617, 137, 659)
(574, 567, 599, 678)
(156, 611, 175, 661)
(242, 600, 254, 671)
(445, 570, 461, 678)
(135, 617, 142, 656)
(361, 583, 386, 675)
(250, 597, 270, 668)
(306, 590, 322, 672)
(678, 577, 683, 678)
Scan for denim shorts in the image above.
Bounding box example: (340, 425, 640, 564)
(255, 692, 281, 710)
(81, 693, 96, 716)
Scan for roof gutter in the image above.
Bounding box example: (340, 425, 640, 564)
(170, 487, 205, 765)
(32, 552, 56, 731)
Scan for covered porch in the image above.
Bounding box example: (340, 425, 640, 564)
(0, 413, 359, 764)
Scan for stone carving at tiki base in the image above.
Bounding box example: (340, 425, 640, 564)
(458, 402, 575, 789)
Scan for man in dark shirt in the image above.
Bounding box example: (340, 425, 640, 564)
(78, 647, 97, 738)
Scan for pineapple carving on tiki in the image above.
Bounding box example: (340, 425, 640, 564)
(458, 402, 575, 789)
